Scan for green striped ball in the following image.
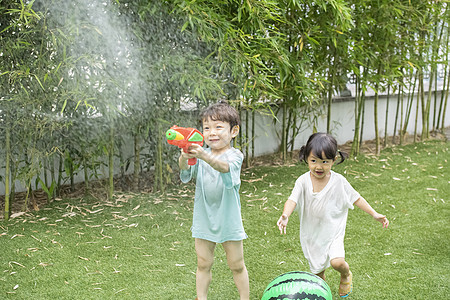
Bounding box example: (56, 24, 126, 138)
(261, 271, 332, 300)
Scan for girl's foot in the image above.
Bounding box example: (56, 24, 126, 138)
(339, 271, 352, 298)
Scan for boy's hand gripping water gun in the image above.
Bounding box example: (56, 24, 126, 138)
(166, 125, 204, 166)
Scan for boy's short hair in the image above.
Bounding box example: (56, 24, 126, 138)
(200, 101, 240, 130)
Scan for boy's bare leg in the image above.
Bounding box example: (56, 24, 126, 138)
(195, 238, 216, 300)
(223, 240, 250, 300)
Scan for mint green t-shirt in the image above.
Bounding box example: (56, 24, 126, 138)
(180, 147, 247, 243)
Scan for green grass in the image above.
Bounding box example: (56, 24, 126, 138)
(1, 140, 449, 299)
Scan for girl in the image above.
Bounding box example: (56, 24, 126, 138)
(277, 132, 389, 298)
(179, 101, 249, 300)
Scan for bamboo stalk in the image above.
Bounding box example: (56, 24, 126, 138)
(4, 126, 11, 220)
(133, 132, 141, 191)
(108, 126, 114, 200)
(384, 85, 390, 147)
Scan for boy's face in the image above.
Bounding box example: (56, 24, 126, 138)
(202, 117, 239, 155)
(307, 152, 335, 180)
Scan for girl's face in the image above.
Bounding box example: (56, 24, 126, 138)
(202, 117, 239, 155)
(307, 151, 335, 180)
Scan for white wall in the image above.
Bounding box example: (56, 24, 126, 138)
(242, 90, 449, 157)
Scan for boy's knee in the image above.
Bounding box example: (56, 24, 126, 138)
(228, 258, 245, 274)
(197, 257, 214, 272)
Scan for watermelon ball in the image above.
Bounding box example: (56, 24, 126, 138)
(261, 271, 332, 300)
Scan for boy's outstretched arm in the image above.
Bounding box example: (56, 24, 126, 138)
(354, 197, 389, 228)
(186, 144, 230, 173)
(277, 199, 297, 234)
(179, 149, 192, 170)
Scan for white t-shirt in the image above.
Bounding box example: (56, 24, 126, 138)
(289, 170, 360, 273)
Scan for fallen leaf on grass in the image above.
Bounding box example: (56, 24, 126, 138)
(246, 197, 268, 202)
(242, 174, 267, 183)
(10, 212, 26, 219)
(112, 214, 128, 221)
(9, 261, 25, 268)
(51, 240, 63, 248)
(31, 235, 42, 242)
(87, 270, 104, 276)
(62, 212, 77, 218)
(175, 264, 185, 267)
(100, 229, 112, 239)
(87, 209, 103, 214)
(78, 256, 89, 261)
(38, 262, 53, 268)
(85, 224, 102, 228)
(11, 234, 24, 239)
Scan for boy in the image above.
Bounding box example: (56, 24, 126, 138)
(179, 101, 249, 300)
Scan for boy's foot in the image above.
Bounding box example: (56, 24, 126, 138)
(339, 271, 352, 298)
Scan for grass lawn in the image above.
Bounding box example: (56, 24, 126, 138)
(1, 140, 449, 299)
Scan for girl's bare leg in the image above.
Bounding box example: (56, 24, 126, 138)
(330, 257, 352, 296)
(223, 240, 250, 300)
(195, 238, 216, 300)
(315, 270, 325, 280)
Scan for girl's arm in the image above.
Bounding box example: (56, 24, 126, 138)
(277, 199, 297, 234)
(354, 197, 389, 228)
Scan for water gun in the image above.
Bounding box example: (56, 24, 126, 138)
(166, 125, 204, 165)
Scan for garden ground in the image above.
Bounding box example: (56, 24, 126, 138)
(0, 138, 449, 299)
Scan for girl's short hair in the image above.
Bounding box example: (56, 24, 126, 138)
(200, 100, 240, 130)
(299, 132, 348, 165)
